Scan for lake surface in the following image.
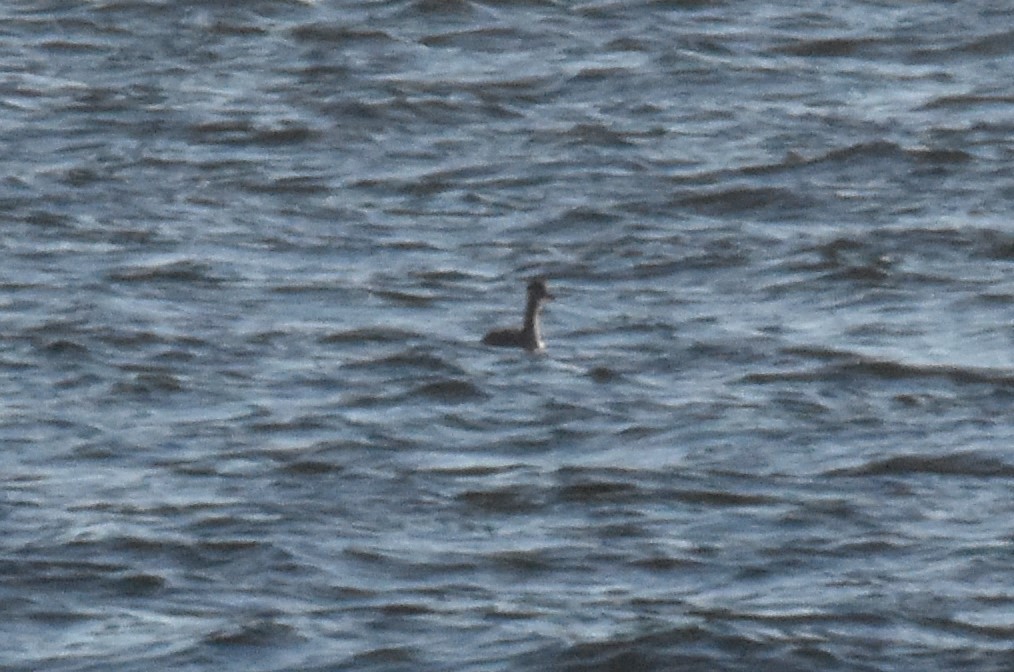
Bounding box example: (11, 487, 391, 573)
(1, 1, 1012, 670)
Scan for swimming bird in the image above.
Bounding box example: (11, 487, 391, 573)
(482, 278, 553, 351)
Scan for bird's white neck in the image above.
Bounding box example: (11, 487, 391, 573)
(522, 295, 545, 349)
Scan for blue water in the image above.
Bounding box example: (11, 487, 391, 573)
(2, 1, 1012, 670)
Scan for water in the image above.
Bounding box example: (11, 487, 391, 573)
(2, 1, 1012, 670)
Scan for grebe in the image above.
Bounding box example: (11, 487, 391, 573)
(482, 278, 553, 351)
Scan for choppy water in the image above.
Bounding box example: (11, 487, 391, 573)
(2, 1, 1013, 670)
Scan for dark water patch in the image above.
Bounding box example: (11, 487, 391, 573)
(587, 365, 621, 383)
(420, 26, 524, 50)
(72, 437, 125, 459)
(0, 558, 128, 590)
(686, 337, 769, 366)
(827, 451, 1014, 478)
(164, 459, 223, 477)
(344, 546, 393, 566)
(823, 260, 893, 284)
(411, 268, 475, 287)
(783, 237, 861, 276)
(732, 153, 809, 178)
(194, 539, 272, 567)
(773, 37, 880, 58)
(343, 349, 466, 377)
(675, 139, 915, 189)
(789, 227, 1001, 285)
(457, 485, 544, 513)
(537, 204, 622, 232)
(190, 120, 319, 148)
(837, 359, 1013, 387)
(205, 18, 269, 37)
(280, 459, 344, 476)
(420, 463, 528, 478)
(405, 0, 478, 17)
(371, 288, 436, 306)
(323, 584, 376, 602)
(114, 571, 167, 596)
(23, 209, 74, 228)
(344, 646, 422, 670)
(26, 608, 96, 625)
(892, 392, 937, 409)
(66, 534, 196, 561)
(268, 281, 365, 298)
(21, 318, 89, 342)
(690, 605, 893, 630)
(188, 511, 271, 535)
(606, 36, 652, 52)
(68, 499, 226, 517)
(107, 259, 226, 286)
(461, 73, 563, 103)
(111, 371, 185, 395)
(649, 0, 726, 8)
(946, 617, 1014, 641)
(744, 350, 1014, 389)
(956, 29, 1014, 57)
(669, 237, 753, 271)
(555, 475, 640, 503)
(318, 99, 396, 127)
(675, 186, 810, 218)
(827, 538, 907, 556)
(40, 38, 109, 55)
(290, 23, 394, 45)
(65, 87, 144, 116)
(555, 470, 640, 502)
(630, 554, 707, 571)
(489, 549, 557, 573)
(59, 164, 107, 188)
(250, 414, 333, 433)
(241, 174, 329, 194)
(921, 93, 1014, 111)
(37, 338, 90, 358)
(525, 625, 790, 672)
(534, 122, 631, 149)
(187, 119, 256, 143)
(351, 175, 439, 198)
(412, 378, 486, 404)
(372, 602, 437, 619)
(594, 522, 647, 540)
(99, 328, 207, 350)
(909, 147, 974, 164)
(974, 229, 1014, 261)
(153, 347, 198, 364)
(811, 140, 906, 166)
(341, 544, 482, 578)
(384, 237, 444, 252)
(383, 94, 487, 128)
(766, 391, 832, 419)
(672, 488, 776, 507)
(288, 62, 353, 89)
(321, 327, 423, 345)
(205, 618, 305, 647)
